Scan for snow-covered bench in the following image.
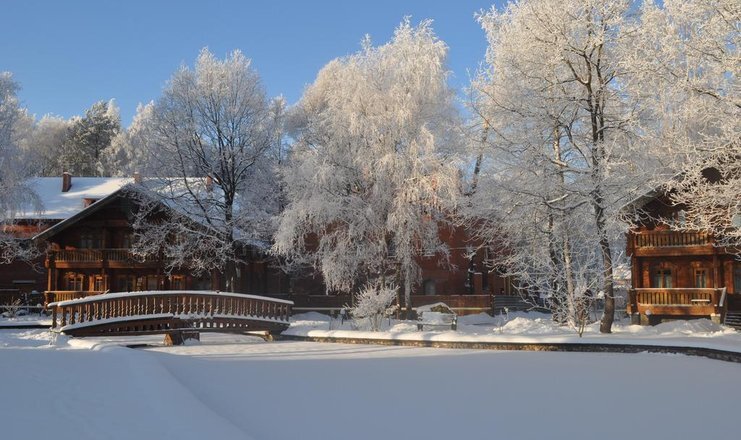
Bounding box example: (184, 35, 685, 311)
(415, 303, 457, 331)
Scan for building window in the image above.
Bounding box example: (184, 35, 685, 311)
(119, 232, 133, 249)
(423, 279, 436, 296)
(148, 275, 160, 290)
(170, 275, 186, 290)
(192, 275, 211, 290)
(65, 272, 84, 291)
(116, 275, 136, 292)
(93, 275, 106, 292)
(652, 269, 673, 289)
(79, 231, 101, 249)
(694, 269, 708, 288)
(677, 210, 687, 226)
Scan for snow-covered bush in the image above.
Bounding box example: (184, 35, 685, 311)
(350, 283, 399, 331)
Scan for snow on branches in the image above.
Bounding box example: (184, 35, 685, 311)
(625, 0, 740, 252)
(127, 49, 283, 290)
(274, 19, 461, 310)
(350, 282, 399, 331)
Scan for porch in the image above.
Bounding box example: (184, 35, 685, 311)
(47, 249, 161, 269)
(627, 288, 728, 325)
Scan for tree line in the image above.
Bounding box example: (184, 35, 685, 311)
(1, 0, 737, 333)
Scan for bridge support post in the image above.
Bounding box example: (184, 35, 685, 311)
(164, 330, 200, 346)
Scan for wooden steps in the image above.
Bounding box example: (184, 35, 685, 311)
(493, 295, 532, 314)
(724, 311, 741, 329)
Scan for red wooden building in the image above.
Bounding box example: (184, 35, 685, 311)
(287, 222, 516, 315)
(1, 173, 513, 315)
(624, 185, 741, 325)
(0, 174, 287, 305)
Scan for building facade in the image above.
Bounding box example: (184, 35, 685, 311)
(625, 188, 741, 325)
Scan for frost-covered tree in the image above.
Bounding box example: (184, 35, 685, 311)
(23, 115, 71, 176)
(130, 49, 282, 291)
(274, 19, 461, 314)
(102, 102, 154, 176)
(61, 99, 120, 176)
(0, 72, 40, 263)
(469, 0, 646, 332)
(626, 0, 740, 251)
(350, 282, 399, 331)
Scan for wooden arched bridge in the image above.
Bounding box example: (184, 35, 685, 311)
(47, 291, 293, 340)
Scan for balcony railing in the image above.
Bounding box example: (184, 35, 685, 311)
(51, 249, 159, 264)
(631, 230, 713, 248)
(628, 288, 726, 317)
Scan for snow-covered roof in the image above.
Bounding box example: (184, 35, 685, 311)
(17, 177, 133, 220)
(22, 176, 270, 250)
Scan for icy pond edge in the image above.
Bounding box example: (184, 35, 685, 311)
(275, 333, 741, 364)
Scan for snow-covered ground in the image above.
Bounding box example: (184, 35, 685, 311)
(1, 326, 741, 440)
(0, 313, 51, 327)
(286, 311, 741, 352)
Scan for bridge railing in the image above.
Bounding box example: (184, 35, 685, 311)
(48, 290, 293, 330)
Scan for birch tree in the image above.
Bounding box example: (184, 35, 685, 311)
(0, 73, 40, 263)
(24, 115, 71, 176)
(274, 19, 461, 314)
(130, 49, 282, 291)
(470, 0, 643, 332)
(101, 102, 154, 176)
(626, 0, 740, 251)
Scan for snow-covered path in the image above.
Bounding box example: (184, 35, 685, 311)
(2, 330, 740, 440)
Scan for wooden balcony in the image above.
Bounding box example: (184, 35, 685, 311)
(627, 288, 726, 320)
(628, 230, 715, 256)
(48, 249, 160, 269)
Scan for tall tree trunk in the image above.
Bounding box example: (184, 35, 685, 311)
(404, 266, 412, 319)
(595, 197, 615, 333)
(551, 126, 577, 326)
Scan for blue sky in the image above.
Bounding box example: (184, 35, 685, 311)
(1, 0, 503, 126)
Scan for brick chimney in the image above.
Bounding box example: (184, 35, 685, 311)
(205, 175, 213, 192)
(133, 171, 142, 184)
(62, 172, 72, 192)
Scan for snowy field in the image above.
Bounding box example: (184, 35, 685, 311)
(1, 327, 741, 440)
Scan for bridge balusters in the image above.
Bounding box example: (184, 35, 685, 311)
(51, 292, 291, 336)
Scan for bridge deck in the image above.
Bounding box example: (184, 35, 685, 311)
(48, 290, 293, 337)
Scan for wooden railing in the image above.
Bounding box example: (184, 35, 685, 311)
(632, 231, 713, 248)
(48, 291, 293, 335)
(628, 288, 726, 317)
(51, 249, 159, 264)
(45, 290, 104, 304)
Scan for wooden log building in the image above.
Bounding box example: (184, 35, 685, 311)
(1, 173, 516, 315)
(624, 184, 741, 325)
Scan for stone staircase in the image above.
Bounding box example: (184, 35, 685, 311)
(724, 311, 741, 329)
(492, 295, 535, 314)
